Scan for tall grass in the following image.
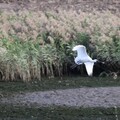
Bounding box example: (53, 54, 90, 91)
(0, 9, 119, 81)
(0, 35, 72, 81)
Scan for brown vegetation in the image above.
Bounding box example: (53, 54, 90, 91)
(0, 0, 119, 81)
(0, 0, 119, 15)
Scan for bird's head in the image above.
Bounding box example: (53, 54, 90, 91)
(93, 59, 98, 62)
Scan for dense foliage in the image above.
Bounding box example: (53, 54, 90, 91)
(0, 9, 119, 81)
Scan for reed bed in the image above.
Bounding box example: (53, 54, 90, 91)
(0, 9, 119, 81)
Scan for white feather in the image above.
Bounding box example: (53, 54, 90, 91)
(84, 62, 94, 76)
(72, 45, 97, 76)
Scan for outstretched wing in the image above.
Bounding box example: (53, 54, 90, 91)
(84, 62, 94, 76)
(77, 46, 88, 57)
(77, 47, 93, 62)
(72, 45, 90, 58)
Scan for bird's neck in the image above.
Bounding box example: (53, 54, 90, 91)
(77, 51, 82, 57)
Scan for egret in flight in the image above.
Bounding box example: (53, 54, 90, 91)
(72, 45, 97, 76)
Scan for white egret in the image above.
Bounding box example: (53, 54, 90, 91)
(72, 45, 97, 76)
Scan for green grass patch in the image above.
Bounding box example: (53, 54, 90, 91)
(0, 105, 120, 120)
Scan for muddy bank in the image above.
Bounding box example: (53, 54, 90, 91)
(1, 87, 120, 108)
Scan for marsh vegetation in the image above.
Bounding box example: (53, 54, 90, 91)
(0, 9, 119, 81)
